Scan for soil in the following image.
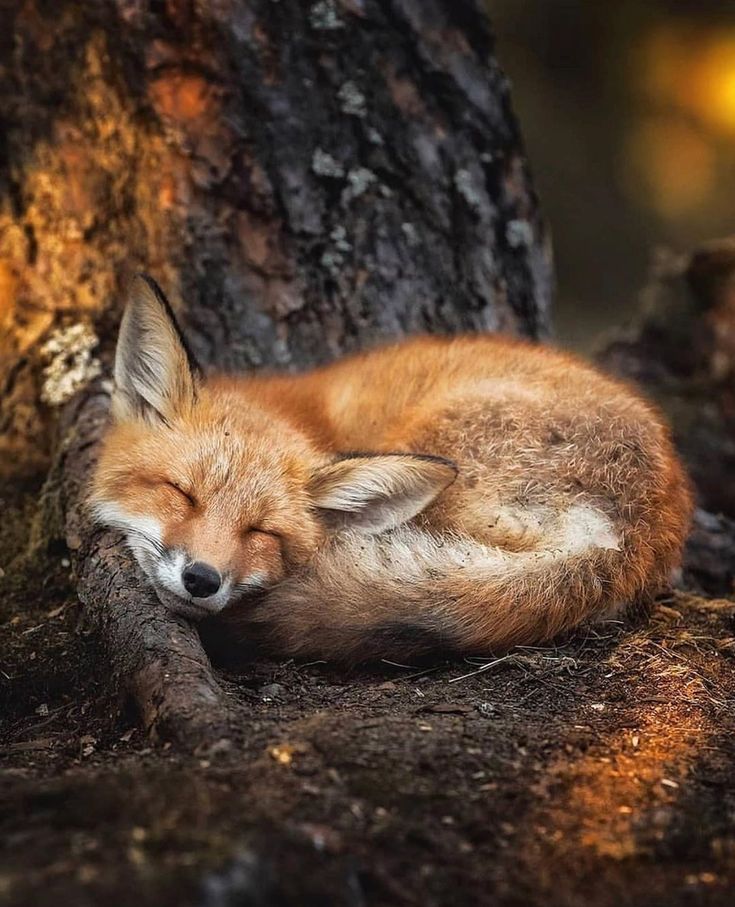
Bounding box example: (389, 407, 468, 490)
(2, 476, 735, 907)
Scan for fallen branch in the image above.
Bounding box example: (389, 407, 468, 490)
(56, 388, 236, 748)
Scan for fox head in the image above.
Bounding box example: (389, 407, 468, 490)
(91, 276, 456, 619)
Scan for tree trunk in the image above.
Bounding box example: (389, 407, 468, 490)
(1, 0, 551, 746)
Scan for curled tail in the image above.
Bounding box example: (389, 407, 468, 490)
(241, 503, 674, 663)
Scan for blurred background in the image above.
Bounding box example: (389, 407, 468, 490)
(491, 0, 735, 348)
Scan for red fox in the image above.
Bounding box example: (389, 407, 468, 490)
(91, 276, 693, 662)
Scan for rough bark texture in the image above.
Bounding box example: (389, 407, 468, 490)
(1, 1, 551, 743)
(597, 241, 735, 596)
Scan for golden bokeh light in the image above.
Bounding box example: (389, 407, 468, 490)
(622, 116, 716, 218)
(641, 25, 735, 134)
(696, 37, 735, 133)
(627, 22, 735, 221)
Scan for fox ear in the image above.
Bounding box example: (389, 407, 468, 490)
(308, 454, 457, 533)
(112, 274, 201, 424)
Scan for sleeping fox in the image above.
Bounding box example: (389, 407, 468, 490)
(90, 275, 693, 662)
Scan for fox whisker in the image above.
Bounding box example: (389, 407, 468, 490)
(126, 528, 166, 556)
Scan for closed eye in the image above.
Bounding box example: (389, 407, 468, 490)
(165, 481, 196, 506)
(249, 527, 281, 540)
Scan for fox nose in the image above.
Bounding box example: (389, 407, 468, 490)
(182, 562, 221, 599)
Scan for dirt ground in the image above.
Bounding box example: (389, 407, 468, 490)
(2, 476, 735, 907)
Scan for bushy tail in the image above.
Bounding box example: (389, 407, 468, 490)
(243, 504, 665, 663)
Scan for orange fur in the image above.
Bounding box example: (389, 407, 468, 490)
(91, 278, 693, 660)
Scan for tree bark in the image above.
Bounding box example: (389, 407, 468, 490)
(2, 0, 551, 745)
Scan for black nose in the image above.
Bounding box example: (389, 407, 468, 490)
(182, 562, 221, 599)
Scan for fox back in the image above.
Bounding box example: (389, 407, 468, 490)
(91, 276, 693, 660)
